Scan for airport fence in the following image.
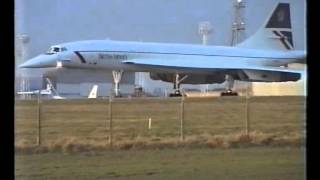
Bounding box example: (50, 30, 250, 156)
(14, 96, 306, 147)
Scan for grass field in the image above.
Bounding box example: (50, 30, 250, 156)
(15, 147, 305, 180)
(15, 96, 305, 146)
(15, 96, 306, 179)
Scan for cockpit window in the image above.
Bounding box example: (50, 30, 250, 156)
(53, 47, 60, 52)
(45, 46, 67, 54)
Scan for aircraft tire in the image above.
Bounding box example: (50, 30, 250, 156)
(221, 92, 238, 96)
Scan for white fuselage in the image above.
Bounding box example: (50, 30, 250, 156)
(21, 40, 305, 75)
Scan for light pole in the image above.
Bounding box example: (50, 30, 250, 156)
(198, 21, 212, 46)
(231, 0, 246, 46)
(231, 0, 251, 94)
(17, 34, 30, 99)
(198, 22, 212, 93)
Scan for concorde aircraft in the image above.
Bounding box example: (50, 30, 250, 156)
(19, 3, 306, 97)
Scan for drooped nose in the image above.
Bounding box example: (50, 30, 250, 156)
(19, 54, 59, 68)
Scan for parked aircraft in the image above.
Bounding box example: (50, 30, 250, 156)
(19, 3, 306, 97)
(17, 78, 64, 99)
(88, 85, 98, 98)
(17, 78, 98, 99)
(17, 84, 52, 96)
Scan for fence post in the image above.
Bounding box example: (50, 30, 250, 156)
(148, 117, 152, 130)
(180, 95, 185, 141)
(245, 84, 250, 136)
(37, 90, 41, 146)
(108, 95, 113, 146)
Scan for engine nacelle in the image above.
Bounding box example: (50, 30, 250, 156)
(149, 73, 225, 84)
(243, 70, 301, 82)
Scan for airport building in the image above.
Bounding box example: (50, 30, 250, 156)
(15, 0, 306, 98)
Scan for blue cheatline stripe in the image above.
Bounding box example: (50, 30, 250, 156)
(74, 51, 86, 63)
(78, 50, 297, 60)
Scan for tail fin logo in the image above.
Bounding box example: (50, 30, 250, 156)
(277, 10, 285, 22)
(266, 3, 291, 29)
(272, 30, 294, 50)
(236, 3, 295, 50)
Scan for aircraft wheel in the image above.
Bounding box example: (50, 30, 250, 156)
(169, 90, 182, 97)
(221, 91, 238, 96)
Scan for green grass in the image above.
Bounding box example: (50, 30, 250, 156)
(15, 147, 305, 180)
(15, 96, 306, 145)
(15, 96, 306, 179)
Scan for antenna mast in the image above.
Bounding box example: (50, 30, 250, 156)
(198, 21, 212, 45)
(231, 0, 246, 46)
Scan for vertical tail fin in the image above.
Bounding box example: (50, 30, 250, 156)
(237, 3, 294, 50)
(46, 78, 66, 99)
(88, 85, 98, 99)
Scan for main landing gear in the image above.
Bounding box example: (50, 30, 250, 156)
(112, 70, 123, 97)
(220, 75, 238, 96)
(169, 73, 188, 97)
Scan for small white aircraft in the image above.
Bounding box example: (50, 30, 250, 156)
(88, 85, 98, 99)
(17, 78, 64, 99)
(17, 78, 99, 99)
(17, 85, 52, 95)
(19, 2, 306, 96)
